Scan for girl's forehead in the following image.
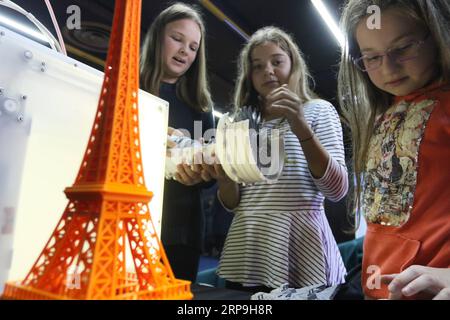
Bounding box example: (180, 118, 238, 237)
(254, 41, 279, 50)
(165, 18, 201, 33)
(164, 18, 202, 44)
(355, 8, 425, 49)
(251, 41, 288, 57)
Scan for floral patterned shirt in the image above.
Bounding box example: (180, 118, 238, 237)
(363, 99, 434, 227)
(361, 81, 450, 299)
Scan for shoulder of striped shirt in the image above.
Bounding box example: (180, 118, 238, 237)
(304, 98, 333, 108)
(303, 99, 339, 120)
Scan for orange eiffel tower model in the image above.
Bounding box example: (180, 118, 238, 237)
(2, 0, 192, 300)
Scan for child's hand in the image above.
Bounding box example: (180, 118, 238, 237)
(381, 265, 450, 300)
(262, 84, 312, 139)
(174, 162, 203, 186)
(173, 151, 217, 185)
(263, 84, 304, 122)
(200, 152, 230, 183)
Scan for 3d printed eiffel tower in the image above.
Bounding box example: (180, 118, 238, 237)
(2, 0, 192, 300)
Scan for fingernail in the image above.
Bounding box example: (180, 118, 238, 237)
(388, 283, 396, 292)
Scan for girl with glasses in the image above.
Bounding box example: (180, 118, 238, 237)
(338, 0, 450, 299)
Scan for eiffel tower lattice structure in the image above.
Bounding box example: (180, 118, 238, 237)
(2, 0, 192, 300)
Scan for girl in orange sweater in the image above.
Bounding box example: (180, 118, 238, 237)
(338, 0, 450, 299)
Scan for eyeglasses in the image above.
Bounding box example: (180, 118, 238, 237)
(353, 33, 430, 72)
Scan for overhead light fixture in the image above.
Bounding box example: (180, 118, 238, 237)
(199, 0, 249, 41)
(311, 0, 345, 48)
(0, 13, 51, 44)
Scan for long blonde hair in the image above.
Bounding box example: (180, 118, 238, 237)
(140, 2, 212, 112)
(337, 0, 450, 228)
(234, 26, 317, 111)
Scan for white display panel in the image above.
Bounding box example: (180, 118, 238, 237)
(0, 26, 168, 288)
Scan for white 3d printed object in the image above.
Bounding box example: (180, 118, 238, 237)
(165, 112, 285, 185)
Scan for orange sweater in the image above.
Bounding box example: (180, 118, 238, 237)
(362, 82, 450, 299)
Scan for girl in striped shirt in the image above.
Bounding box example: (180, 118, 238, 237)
(202, 26, 348, 293)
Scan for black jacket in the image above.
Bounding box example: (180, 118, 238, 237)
(159, 82, 215, 250)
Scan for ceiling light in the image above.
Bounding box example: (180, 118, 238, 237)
(311, 0, 345, 48)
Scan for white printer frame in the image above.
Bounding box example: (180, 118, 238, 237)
(0, 26, 169, 289)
